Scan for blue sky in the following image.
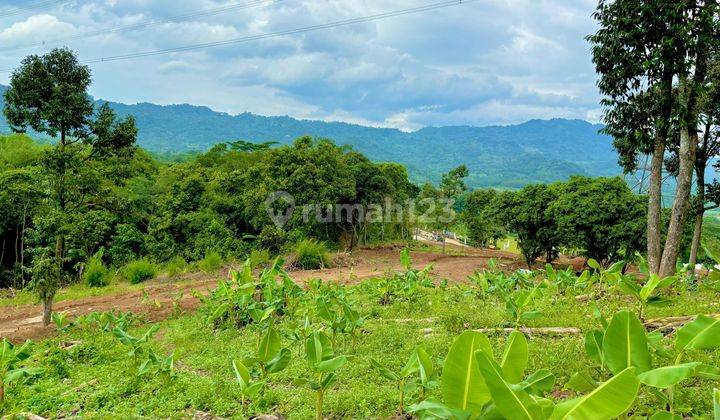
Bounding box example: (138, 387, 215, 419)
(0, 0, 601, 131)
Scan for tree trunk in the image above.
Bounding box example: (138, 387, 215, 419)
(689, 169, 706, 268)
(55, 235, 64, 281)
(20, 206, 26, 285)
(42, 295, 53, 326)
(659, 127, 697, 278)
(647, 136, 665, 275)
(0, 238, 5, 271)
(689, 213, 703, 268)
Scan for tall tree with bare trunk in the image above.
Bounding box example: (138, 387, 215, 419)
(589, 0, 719, 277)
(687, 59, 720, 267)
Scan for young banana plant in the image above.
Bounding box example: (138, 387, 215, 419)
(467, 271, 489, 300)
(618, 274, 676, 320)
(138, 350, 175, 381)
(51, 311, 73, 332)
(638, 314, 720, 417)
(231, 359, 265, 407)
(500, 282, 544, 327)
(0, 338, 42, 403)
(578, 310, 720, 417)
(297, 330, 348, 420)
(409, 329, 640, 420)
(245, 328, 291, 379)
(316, 297, 365, 350)
(113, 325, 159, 372)
(370, 346, 436, 414)
(586, 258, 625, 287)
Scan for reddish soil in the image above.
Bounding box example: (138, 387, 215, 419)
(0, 245, 584, 343)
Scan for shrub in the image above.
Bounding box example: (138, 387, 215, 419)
(84, 252, 110, 287)
(164, 255, 188, 278)
(198, 251, 223, 273)
(294, 239, 331, 269)
(248, 249, 271, 269)
(122, 259, 158, 284)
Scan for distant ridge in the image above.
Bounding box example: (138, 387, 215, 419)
(0, 84, 619, 188)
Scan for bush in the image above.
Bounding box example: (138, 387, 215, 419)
(294, 239, 331, 269)
(122, 259, 158, 284)
(164, 255, 188, 278)
(248, 249, 271, 269)
(84, 252, 110, 287)
(198, 251, 223, 273)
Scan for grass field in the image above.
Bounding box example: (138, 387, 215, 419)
(3, 254, 720, 419)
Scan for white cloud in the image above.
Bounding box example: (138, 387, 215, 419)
(0, 0, 604, 129)
(0, 14, 79, 46)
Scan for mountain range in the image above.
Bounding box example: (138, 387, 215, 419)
(0, 84, 621, 188)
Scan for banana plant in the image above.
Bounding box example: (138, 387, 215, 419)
(139, 350, 175, 381)
(0, 339, 41, 403)
(544, 264, 589, 292)
(409, 329, 639, 419)
(585, 259, 625, 292)
(79, 309, 132, 332)
(231, 359, 265, 407)
(399, 248, 434, 286)
(203, 258, 300, 330)
(579, 310, 720, 417)
(638, 314, 720, 416)
(467, 271, 489, 299)
(500, 283, 544, 327)
(316, 297, 365, 349)
(618, 274, 676, 320)
(113, 325, 160, 372)
(370, 346, 436, 413)
(296, 331, 348, 420)
(245, 328, 291, 379)
(51, 311, 73, 332)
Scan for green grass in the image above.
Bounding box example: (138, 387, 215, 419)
(3, 274, 720, 418)
(198, 251, 224, 273)
(121, 259, 159, 284)
(0, 280, 142, 308)
(294, 239, 331, 269)
(497, 235, 520, 253)
(702, 215, 720, 263)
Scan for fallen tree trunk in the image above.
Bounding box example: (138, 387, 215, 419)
(474, 327, 582, 336)
(420, 327, 582, 336)
(643, 313, 720, 332)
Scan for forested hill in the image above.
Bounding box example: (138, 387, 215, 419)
(0, 84, 619, 188)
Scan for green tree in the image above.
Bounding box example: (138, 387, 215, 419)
(495, 184, 559, 267)
(438, 165, 469, 253)
(687, 58, 720, 267)
(461, 189, 505, 247)
(549, 176, 646, 265)
(3, 48, 137, 325)
(588, 0, 719, 276)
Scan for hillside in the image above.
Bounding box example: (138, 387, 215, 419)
(0, 84, 619, 188)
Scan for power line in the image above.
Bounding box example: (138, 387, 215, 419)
(0, 0, 282, 53)
(0, 0, 476, 72)
(0, 0, 74, 18)
(80, 0, 476, 64)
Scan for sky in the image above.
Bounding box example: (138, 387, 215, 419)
(0, 0, 602, 131)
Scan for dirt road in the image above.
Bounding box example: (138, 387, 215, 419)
(0, 246, 581, 343)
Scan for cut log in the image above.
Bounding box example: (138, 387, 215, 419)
(644, 313, 720, 332)
(473, 327, 582, 336)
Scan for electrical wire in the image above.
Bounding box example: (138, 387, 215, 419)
(0, 0, 476, 71)
(84, 0, 476, 64)
(0, 0, 74, 18)
(0, 0, 282, 53)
